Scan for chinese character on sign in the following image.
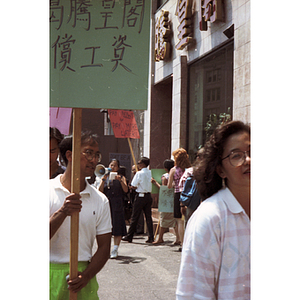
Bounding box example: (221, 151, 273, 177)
(95, 1, 118, 29)
(102, 0, 116, 9)
(155, 10, 171, 61)
(51, 34, 76, 72)
(50, 0, 64, 30)
(68, 0, 92, 31)
(111, 35, 133, 73)
(199, 0, 224, 31)
(123, 0, 145, 33)
(175, 0, 193, 50)
(81, 46, 103, 68)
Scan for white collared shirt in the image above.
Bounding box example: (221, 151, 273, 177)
(176, 187, 250, 300)
(131, 167, 152, 193)
(49, 174, 112, 263)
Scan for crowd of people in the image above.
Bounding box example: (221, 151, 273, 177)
(49, 120, 250, 299)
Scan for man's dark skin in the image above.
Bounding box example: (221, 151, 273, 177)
(50, 141, 111, 294)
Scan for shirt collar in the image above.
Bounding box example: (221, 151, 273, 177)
(219, 187, 244, 214)
(52, 174, 91, 196)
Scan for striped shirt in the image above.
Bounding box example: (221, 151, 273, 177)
(176, 187, 250, 300)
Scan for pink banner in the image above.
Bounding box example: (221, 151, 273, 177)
(108, 109, 140, 139)
(49, 107, 72, 135)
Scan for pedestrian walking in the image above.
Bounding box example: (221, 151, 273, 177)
(99, 159, 128, 259)
(151, 159, 180, 245)
(176, 121, 250, 299)
(122, 157, 154, 243)
(128, 164, 145, 233)
(178, 147, 204, 226)
(167, 148, 191, 250)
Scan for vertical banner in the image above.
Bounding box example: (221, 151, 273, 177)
(50, 0, 151, 110)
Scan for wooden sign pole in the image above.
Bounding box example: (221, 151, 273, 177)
(70, 108, 82, 300)
(127, 137, 138, 172)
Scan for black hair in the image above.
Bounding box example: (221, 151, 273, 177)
(163, 159, 174, 172)
(110, 158, 120, 168)
(139, 157, 150, 167)
(50, 127, 64, 144)
(193, 120, 250, 200)
(59, 130, 99, 167)
(117, 166, 127, 177)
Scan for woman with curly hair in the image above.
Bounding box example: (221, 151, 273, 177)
(176, 120, 250, 299)
(168, 148, 191, 250)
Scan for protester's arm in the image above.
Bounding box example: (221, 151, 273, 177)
(151, 177, 161, 188)
(49, 193, 82, 239)
(67, 232, 112, 293)
(167, 167, 175, 189)
(130, 172, 139, 190)
(98, 174, 108, 193)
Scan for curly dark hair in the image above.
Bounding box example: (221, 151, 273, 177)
(193, 120, 250, 200)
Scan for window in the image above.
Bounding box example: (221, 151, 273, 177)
(188, 42, 233, 159)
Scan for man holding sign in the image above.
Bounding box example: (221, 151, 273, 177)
(49, 131, 112, 299)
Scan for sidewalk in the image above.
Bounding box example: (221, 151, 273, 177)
(95, 218, 182, 300)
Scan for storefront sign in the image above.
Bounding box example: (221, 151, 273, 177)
(155, 10, 171, 61)
(199, 0, 224, 31)
(175, 0, 194, 50)
(50, 0, 151, 110)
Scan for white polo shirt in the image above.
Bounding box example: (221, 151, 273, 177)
(131, 167, 152, 193)
(50, 174, 112, 263)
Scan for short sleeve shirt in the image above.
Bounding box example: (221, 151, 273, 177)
(50, 174, 112, 263)
(176, 187, 250, 299)
(131, 168, 152, 193)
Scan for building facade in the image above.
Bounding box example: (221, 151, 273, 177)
(143, 0, 250, 167)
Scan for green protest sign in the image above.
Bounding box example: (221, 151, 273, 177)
(50, 0, 150, 110)
(158, 185, 174, 213)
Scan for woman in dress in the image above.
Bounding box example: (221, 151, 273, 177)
(99, 159, 128, 259)
(176, 121, 250, 299)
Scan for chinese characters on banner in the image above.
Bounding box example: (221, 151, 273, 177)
(107, 109, 140, 139)
(50, 0, 151, 110)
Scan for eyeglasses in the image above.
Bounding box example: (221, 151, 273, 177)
(221, 150, 250, 167)
(82, 150, 102, 163)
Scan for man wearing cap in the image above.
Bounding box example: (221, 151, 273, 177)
(122, 157, 154, 243)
